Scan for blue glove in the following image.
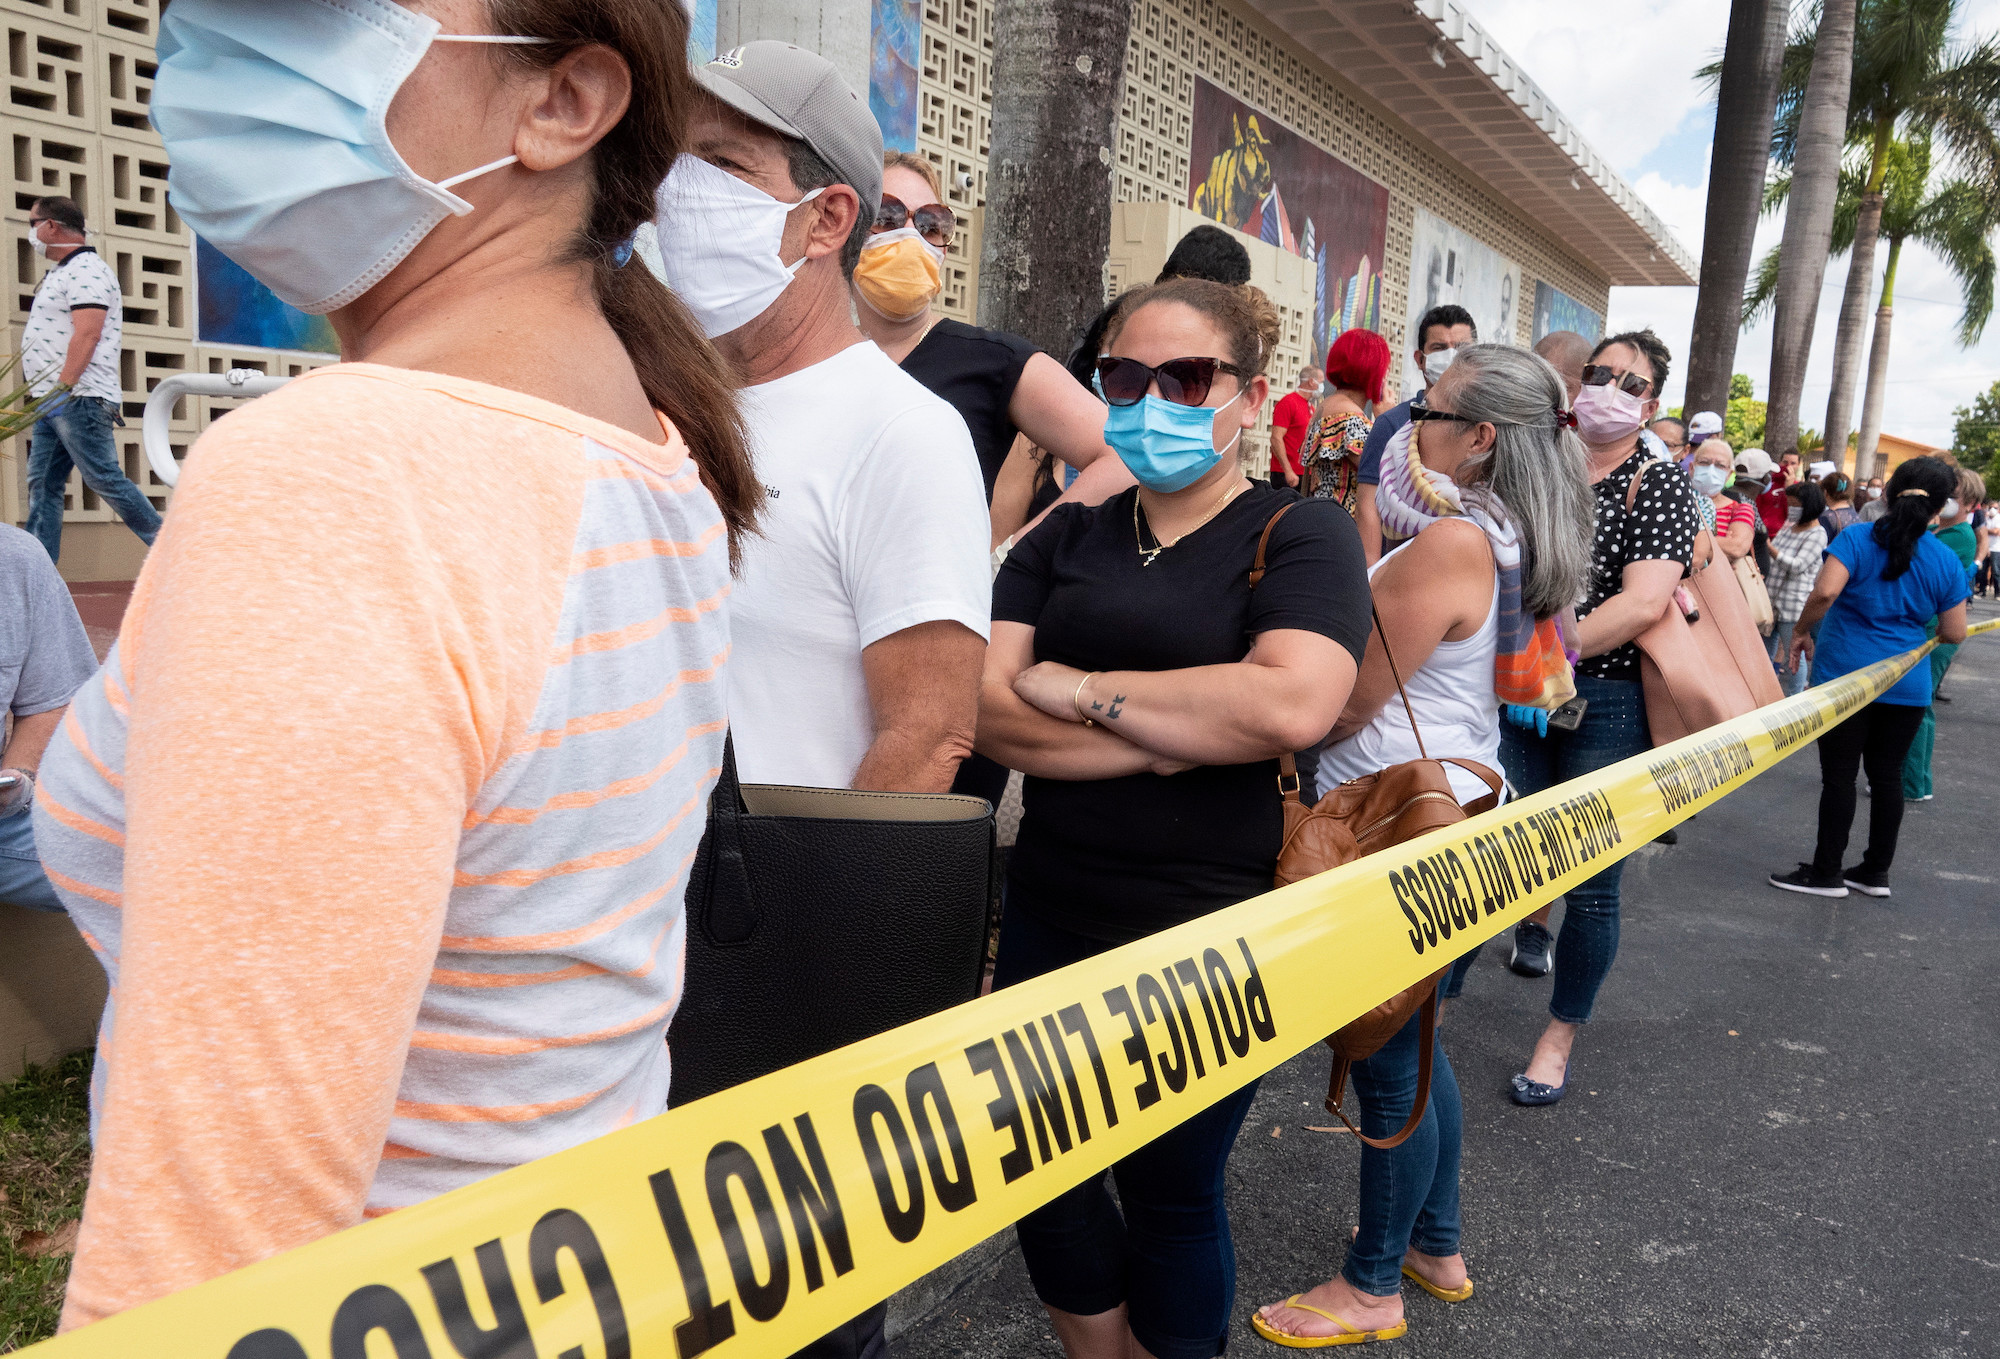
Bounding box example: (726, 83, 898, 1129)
(1503, 704, 1549, 737)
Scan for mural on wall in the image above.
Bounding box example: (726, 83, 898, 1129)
(686, 0, 717, 64)
(194, 237, 338, 355)
(1187, 77, 1389, 361)
(1532, 280, 1604, 344)
(1404, 208, 1520, 390)
(870, 0, 920, 153)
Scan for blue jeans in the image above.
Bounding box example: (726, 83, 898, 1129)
(27, 396, 160, 565)
(1341, 1011, 1462, 1296)
(1768, 613, 1811, 696)
(0, 808, 65, 913)
(993, 904, 1260, 1359)
(1442, 675, 1651, 1024)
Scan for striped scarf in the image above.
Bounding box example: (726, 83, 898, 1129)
(1374, 422, 1578, 710)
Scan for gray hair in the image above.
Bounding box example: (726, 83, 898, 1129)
(1438, 343, 1595, 619)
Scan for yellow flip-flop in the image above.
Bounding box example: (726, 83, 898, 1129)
(1250, 1296, 1408, 1348)
(1400, 1264, 1474, 1303)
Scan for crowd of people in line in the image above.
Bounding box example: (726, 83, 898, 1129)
(0, 5, 1985, 1355)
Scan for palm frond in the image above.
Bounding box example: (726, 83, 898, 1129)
(1742, 243, 1784, 326)
(1915, 177, 1998, 342)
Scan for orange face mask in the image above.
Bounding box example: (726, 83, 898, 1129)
(854, 228, 943, 321)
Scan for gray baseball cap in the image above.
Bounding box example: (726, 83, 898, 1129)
(695, 42, 883, 216)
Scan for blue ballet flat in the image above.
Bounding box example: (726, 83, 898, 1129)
(1510, 1064, 1567, 1106)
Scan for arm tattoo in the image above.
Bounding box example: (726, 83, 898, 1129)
(1106, 694, 1127, 720)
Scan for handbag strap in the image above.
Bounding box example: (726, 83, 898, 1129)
(701, 733, 759, 944)
(1323, 989, 1437, 1149)
(1249, 500, 1299, 587)
(1370, 602, 1427, 761)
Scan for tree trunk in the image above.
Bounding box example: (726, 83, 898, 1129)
(1765, 0, 1858, 463)
(978, 0, 1137, 357)
(1855, 236, 1901, 479)
(1685, 0, 1789, 420)
(1820, 119, 1893, 461)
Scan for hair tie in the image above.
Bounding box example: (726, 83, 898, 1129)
(1897, 487, 1932, 497)
(610, 236, 635, 269)
(1554, 407, 1577, 430)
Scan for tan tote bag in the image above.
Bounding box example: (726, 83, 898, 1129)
(1628, 463, 1784, 745)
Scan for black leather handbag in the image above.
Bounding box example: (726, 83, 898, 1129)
(666, 737, 1000, 1105)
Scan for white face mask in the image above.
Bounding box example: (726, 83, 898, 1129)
(29, 222, 50, 258)
(1422, 348, 1457, 384)
(1785, 504, 1803, 526)
(653, 154, 824, 339)
(1942, 497, 1961, 519)
(1689, 463, 1729, 497)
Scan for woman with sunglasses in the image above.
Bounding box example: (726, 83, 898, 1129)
(1474, 329, 1704, 1107)
(1255, 343, 1593, 1349)
(855, 152, 1117, 507)
(977, 279, 1371, 1359)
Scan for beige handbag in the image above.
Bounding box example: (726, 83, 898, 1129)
(1629, 465, 1784, 746)
(1732, 551, 1776, 635)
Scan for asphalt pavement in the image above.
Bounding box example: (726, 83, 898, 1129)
(891, 597, 2000, 1359)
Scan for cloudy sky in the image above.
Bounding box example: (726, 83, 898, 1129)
(1461, 0, 2000, 449)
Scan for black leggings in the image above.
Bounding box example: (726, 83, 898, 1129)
(1813, 700, 1926, 876)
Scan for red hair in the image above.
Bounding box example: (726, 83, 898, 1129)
(1325, 328, 1391, 406)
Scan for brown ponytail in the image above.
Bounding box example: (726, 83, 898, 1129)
(490, 0, 759, 568)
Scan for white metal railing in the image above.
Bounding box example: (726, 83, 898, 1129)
(142, 369, 291, 488)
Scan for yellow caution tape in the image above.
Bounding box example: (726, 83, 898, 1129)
(31, 619, 1996, 1358)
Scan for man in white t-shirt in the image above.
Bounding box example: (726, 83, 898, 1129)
(658, 44, 988, 794)
(21, 196, 160, 565)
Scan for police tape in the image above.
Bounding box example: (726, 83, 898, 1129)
(32, 618, 1998, 1359)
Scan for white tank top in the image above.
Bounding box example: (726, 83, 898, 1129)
(1318, 538, 1504, 804)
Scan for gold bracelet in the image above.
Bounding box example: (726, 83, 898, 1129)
(1073, 671, 1098, 726)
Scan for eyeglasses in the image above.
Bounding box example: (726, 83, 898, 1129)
(1581, 364, 1654, 399)
(1095, 355, 1247, 407)
(1407, 397, 1475, 425)
(872, 194, 957, 247)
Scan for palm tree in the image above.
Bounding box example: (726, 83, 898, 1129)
(1764, 0, 1859, 465)
(1766, 0, 2000, 462)
(1686, 0, 1791, 423)
(980, 0, 1138, 356)
(1745, 135, 1995, 473)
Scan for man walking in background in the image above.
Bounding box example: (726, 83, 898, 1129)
(1270, 365, 1322, 488)
(21, 196, 160, 565)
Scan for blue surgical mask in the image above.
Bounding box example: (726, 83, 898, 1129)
(151, 0, 547, 314)
(1098, 385, 1243, 492)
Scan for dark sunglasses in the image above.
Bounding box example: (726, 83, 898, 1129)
(1095, 355, 1247, 408)
(872, 194, 957, 246)
(1581, 364, 1654, 399)
(1408, 397, 1475, 425)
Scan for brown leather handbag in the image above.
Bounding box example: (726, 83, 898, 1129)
(1250, 506, 1502, 1148)
(1625, 463, 1784, 745)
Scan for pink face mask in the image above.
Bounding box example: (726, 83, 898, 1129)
(1572, 383, 1647, 445)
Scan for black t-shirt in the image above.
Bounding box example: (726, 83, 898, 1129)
(901, 319, 1039, 502)
(992, 484, 1372, 942)
(1578, 450, 1705, 682)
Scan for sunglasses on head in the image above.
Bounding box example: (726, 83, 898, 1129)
(1095, 355, 1247, 408)
(872, 194, 957, 247)
(1581, 364, 1654, 399)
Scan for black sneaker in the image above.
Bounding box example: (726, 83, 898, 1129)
(1843, 866, 1891, 898)
(1769, 863, 1849, 897)
(1508, 920, 1553, 977)
(1654, 827, 1679, 845)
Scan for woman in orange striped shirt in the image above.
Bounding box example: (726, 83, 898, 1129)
(35, 0, 757, 1328)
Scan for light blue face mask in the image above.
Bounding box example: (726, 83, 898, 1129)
(1098, 382, 1243, 493)
(151, 0, 546, 314)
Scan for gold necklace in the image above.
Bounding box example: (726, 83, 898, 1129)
(1135, 477, 1247, 565)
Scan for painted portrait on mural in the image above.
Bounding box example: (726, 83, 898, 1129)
(1187, 78, 1389, 362)
(1532, 280, 1605, 343)
(1404, 207, 1521, 390)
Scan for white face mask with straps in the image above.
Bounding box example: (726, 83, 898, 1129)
(652, 154, 826, 339)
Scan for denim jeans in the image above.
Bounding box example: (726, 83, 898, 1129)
(1442, 675, 1651, 1024)
(1768, 613, 1811, 696)
(1341, 1010, 1462, 1296)
(27, 396, 161, 565)
(0, 808, 65, 914)
(994, 904, 1260, 1359)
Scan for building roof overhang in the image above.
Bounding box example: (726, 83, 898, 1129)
(1237, 0, 1698, 287)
